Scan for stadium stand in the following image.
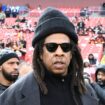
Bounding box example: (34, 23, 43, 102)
(0, 0, 105, 64)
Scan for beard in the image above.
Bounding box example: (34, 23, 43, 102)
(97, 79, 105, 87)
(2, 68, 19, 82)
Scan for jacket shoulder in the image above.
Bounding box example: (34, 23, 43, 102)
(81, 82, 99, 105)
(0, 72, 39, 105)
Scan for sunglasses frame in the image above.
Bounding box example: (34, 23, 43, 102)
(44, 42, 73, 53)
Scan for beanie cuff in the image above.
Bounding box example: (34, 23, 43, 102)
(32, 17, 78, 47)
(0, 53, 19, 65)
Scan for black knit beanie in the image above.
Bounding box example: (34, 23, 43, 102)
(0, 48, 19, 65)
(32, 7, 78, 47)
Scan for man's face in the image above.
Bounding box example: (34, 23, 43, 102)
(0, 58, 20, 82)
(88, 54, 94, 60)
(97, 70, 105, 86)
(40, 33, 72, 76)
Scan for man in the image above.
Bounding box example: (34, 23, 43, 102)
(0, 10, 6, 26)
(77, 18, 85, 35)
(0, 48, 20, 94)
(90, 64, 105, 105)
(88, 53, 98, 66)
(0, 7, 99, 105)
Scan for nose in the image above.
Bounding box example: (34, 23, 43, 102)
(14, 63, 19, 70)
(55, 46, 64, 55)
(97, 74, 102, 80)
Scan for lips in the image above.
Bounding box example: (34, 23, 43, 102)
(11, 71, 19, 75)
(53, 61, 65, 68)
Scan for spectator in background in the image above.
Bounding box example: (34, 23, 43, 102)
(5, 38, 13, 49)
(90, 64, 105, 105)
(93, 21, 103, 35)
(18, 36, 27, 60)
(88, 53, 99, 66)
(83, 60, 96, 81)
(0, 7, 99, 105)
(15, 15, 21, 22)
(1, 4, 7, 12)
(83, 61, 91, 74)
(11, 6, 18, 18)
(0, 6, 6, 27)
(103, 43, 105, 55)
(19, 36, 27, 48)
(5, 5, 11, 17)
(77, 18, 85, 35)
(0, 48, 20, 94)
(0, 39, 5, 49)
(34, 21, 37, 27)
(11, 41, 20, 52)
(84, 61, 91, 68)
(20, 17, 27, 23)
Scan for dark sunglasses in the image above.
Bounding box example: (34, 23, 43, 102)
(44, 43, 73, 52)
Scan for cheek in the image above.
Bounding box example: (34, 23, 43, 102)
(102, 76, 105, 80)
(40, 51, 53, 66)
(2, 64, 12, 72)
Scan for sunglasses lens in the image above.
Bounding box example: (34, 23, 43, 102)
(44, 43, 72, 52)
(61, 43, 72, 52)
(45, 43, 58, 52)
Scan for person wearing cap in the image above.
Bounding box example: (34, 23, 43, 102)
(88, 53, 99, 66)
(0, 7, 99, 105)
(0, 48, 20, 94)
(90, 64, 105, 105)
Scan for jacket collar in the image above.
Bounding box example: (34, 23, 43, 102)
(17, 72, 41, 105)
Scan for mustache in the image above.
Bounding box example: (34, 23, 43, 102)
(51, 56, 67, 65)
(53, 57, 65, 64)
